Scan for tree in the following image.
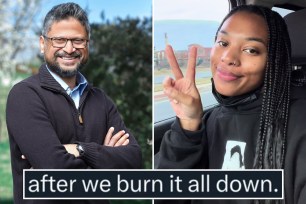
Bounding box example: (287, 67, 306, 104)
(83, 16, 152, 169)
(0, 0, 42, 81)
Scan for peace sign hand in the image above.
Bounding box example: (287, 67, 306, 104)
(163, 45, 204, 131)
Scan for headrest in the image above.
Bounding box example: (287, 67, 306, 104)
(284, 9, 306, 65)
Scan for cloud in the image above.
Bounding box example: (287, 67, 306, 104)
(154, 0, 229, 22)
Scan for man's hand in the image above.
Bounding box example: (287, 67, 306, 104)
(164, 45, 203, 131)
(63, 144, 79, 157)
(21, 145, 80, 158)
(103, 127, 129, 147)
(23, 127, 130, 159)
(21, 155, 33, 169)
(24, 127, 130, 159)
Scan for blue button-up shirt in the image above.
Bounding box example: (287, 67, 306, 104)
(47, 67, 88, 109)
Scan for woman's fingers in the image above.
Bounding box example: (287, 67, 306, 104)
(166, 45, 198, 82)
(103, 127, 114, 145)
(163, 70, 196, 106)
(163, 76, 174, 90)
(165, 45, 198, 84)
(164, 85, 194, 106)
(186, 46, 197, 82)
(165, 45, 183, 80)
(163, 44, 203, 128)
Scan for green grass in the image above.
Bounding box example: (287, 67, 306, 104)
(154, 66, 211, 76)
(154, 66, 212, 92)
(0, 200, 13, 204)
(154, 77, 211, 92)
(0, 72, 30, 202)
(0, 79, 13, 201)
(0, 141, 13, 201)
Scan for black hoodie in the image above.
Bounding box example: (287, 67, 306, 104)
(155, 85, 306, 204)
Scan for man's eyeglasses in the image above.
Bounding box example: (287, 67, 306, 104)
(43, 36, 88, 49)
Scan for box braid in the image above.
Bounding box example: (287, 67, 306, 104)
(257, 8, 291, 170)
(215, 5, 291, 204)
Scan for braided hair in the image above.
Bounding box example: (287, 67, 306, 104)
(215, 5, 291, 204)
(216, 5, 291, 169)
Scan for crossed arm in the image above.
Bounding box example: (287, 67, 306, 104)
(63, 127, 130, 158)
(7, 83, 141, 169)
(22, 128, 129, 161)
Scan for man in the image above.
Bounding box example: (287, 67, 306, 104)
(6, 3, 142, 203)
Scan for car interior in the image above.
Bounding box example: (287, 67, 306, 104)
(154, 0, 306, 155)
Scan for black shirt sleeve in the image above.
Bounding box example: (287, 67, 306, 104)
(155, 117, 208, 169)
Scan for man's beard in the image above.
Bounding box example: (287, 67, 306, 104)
(45, 51, 87, 78)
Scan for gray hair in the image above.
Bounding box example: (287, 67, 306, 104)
(42, 2, 90, 38)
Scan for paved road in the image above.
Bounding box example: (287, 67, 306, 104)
(154, 90, 217, 123)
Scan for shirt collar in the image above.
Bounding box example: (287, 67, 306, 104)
(75, 72, 88, 95)
(46, 66, 88, 96)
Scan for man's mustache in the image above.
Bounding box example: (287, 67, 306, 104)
(55, 51, 81, 58)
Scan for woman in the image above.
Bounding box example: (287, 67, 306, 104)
(155, 5, 306, 204)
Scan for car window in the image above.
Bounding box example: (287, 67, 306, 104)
(272, 7, 294, 17)
(154, 0, 229, 123)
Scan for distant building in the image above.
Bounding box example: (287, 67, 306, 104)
(188, 44, 212, 65)
(154, 49, 167, 70)
(154, 44, 212, 70)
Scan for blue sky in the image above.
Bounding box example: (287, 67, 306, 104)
(154, 0, 228, 21)
(37, 0, 152, 24)
(153, 0, 292, 51)
(154, 0, 229, 51)
(17, 0, 151, 61)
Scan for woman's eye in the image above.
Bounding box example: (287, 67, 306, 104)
(217, 41, 228, 47)
(244, 48, 259, 55)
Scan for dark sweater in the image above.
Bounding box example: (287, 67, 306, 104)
(155, 86, 306, 204)
(6, 64, 142, 204)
